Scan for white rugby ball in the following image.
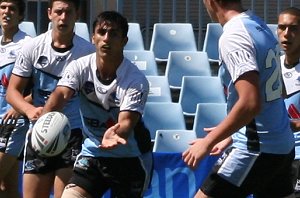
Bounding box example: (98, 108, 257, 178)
(31, 111, 71, 157)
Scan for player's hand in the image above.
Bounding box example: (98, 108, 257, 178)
(2, 108, 21, 125)
(182, 138, 211, 169)
(99, 123, 127, 149)
(25, 106, 43, 121)
(204, 127, 232, 155)
(290, 119, 300, 132)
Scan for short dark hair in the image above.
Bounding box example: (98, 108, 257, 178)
(92, 11, 129, 38)
(48, 0, 80, 10)
(0, 0, 26, 21)
(279, 7, 300, 18)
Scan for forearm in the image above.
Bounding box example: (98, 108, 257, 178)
(7, 89, 35, 116)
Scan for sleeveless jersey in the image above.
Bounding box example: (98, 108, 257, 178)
(219, 10, 294, 154)
(12, 30, 95, 129)
(58, 54, 150, 157)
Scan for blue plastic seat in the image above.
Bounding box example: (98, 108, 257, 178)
(165, 51, 211, 90)
(150, 23, 197, 62)
(153, 129, 196, 152)
(193, 103, 227, 138)
(48, 22, 90, 41)
(267, 23, 278, 40)
(178, 76, 226, 116)
(19, 21, 37, 37)
(202, 23, 223, 63)
(124, 50, 158, 76)
(125, 23, 145, 50)
(143, 102, 186, 140)
(146, 76, 172, 102)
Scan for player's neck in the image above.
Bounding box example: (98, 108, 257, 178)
(1, 27, 18, 45)
(51, 31, 74, 48)
(284, 55, 300, 69)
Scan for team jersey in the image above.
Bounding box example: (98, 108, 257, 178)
(12, 30, 95, 129)
(0, 30, 31, 123)
(281, 55, 300, 159)
(219, 10, 294, 154)
(58, 53, 150, 157)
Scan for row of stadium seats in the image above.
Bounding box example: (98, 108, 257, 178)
(144, 102, 227, 152)
(18, 21, 279, 64)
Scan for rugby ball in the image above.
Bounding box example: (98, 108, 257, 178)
(31, 111, 71, 157)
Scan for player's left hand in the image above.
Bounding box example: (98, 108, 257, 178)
(99, 123, 127, 149)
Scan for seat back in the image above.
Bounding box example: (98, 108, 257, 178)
(143, 102, 186, 140)
(193, 103, 227, 137)
(125, 23, 145, 50)
(179, 76, 226, 116)
(165, 51, 211, 89)
(124, 50, 158, 76)
(267, 24, 278, 40)
(146, 76, 172, 102)
(150, 23, 197, 61)
(19, 21, 37, 37)
(153, 130, 196, 152)
(202, 23, 223, 63)
(48, 22, 90, 41)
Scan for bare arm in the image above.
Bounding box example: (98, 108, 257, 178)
(42, 86, 75, 114)
(100, 111, 141, 149)
(6, 74, 41, 120)
(183, 71, 261, 168)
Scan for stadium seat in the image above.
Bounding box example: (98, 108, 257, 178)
(193, 103, 227, 138)
(202, 23, 223, 63)
(178, 76, 226, 117)
(165, 51, 211, 90)
(125, 23, 145, 50)
(124, 50, 158, 76)
(143, 102, 186, 140)
(152, 129, 196, 152)
(267, 23, 278, 40)
(19, 21, 37, 37)
(146, 76, 172, 102)
(149, 23, 197, 62)
(48, 22, 90, 41)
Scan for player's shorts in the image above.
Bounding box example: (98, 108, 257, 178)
(292, 159, 300, 197)
(0, 120, 30, 157)
(23, 128, 83, 174)
(68, 151, 153, 198)
(201, 147, 295, 198)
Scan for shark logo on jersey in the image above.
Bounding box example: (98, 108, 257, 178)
(37, 56, 49, 67)
(8, 50, 16, 59)
(83, 81, 95, 94)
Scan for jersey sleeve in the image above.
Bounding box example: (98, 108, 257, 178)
(220, 22, 258, 83)
(12, 41, 35, 77)
(57, 60, 80, 92)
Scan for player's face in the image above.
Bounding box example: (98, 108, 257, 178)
(0, 1, 22, 30)
(92, 22, 128, 57)
(48, 1, 78, 34)
(278, 13, 300, 54)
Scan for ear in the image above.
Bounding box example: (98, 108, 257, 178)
(122, 36, 128, 47)
(91, 34, 95, 44)
(47, 8, 52, 20)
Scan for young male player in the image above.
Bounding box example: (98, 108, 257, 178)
(6, 0, 95, 198)
(183, 0, 295, 197)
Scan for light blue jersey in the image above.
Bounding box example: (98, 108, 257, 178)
(13, 30, 95, 129)
(0, 30, 31, 123)
(58, 54, 150, 157)
(220, 11, 294, 154)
